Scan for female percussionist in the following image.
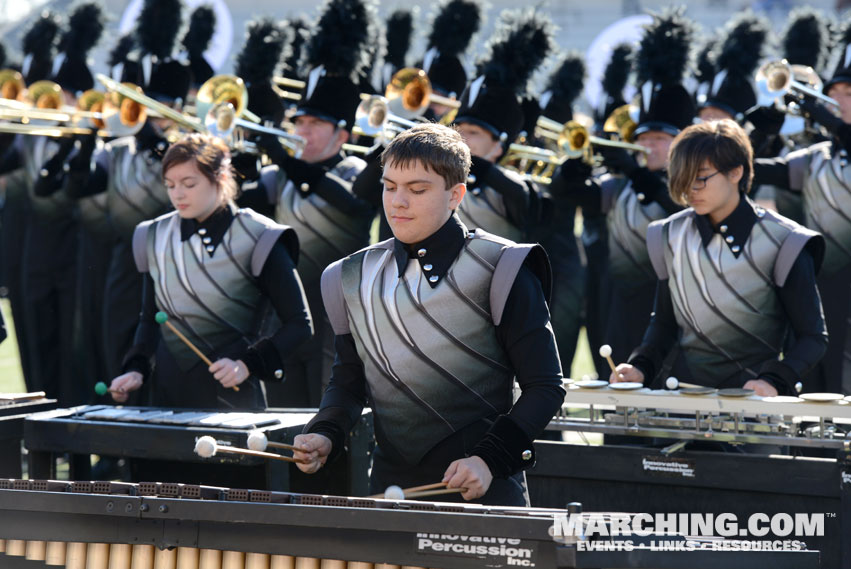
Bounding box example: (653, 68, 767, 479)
(107, 133, 313, 409)
(609, 119, 827, 396)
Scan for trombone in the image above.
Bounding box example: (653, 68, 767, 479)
(499, 144, 564, 185)
(756, 59, 839, 110)
(537, 113, 649, 161)
(97, 73, 206, 134)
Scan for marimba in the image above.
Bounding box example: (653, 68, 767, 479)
(0, 479, 821, 568)
(23, 406, 372, 494)
(0, 393, 56, 478)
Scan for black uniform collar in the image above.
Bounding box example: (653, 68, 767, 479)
(393, 213, 467, 287)
(180, 202, 236, 256)
(694, 194, 758, 257)
(317, 151, 344, 170)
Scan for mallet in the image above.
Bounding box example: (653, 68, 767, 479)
(194, 436, 303, 463)
(155, 311, 239, 392)
(246, 431, 299, 453)
(370, 482, 467, 500)
(598, 344, 623, 380)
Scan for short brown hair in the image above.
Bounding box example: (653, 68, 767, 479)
(162, 133, 238, 203)
(381, 123, 471, 189)
(668, 119, 754, 206)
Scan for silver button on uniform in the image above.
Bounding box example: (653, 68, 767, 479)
(719, 225, 728, 233)
(521, 450, 533, 461)
(417, 248, 426, 257)
(274, 369, 283, 379)
(202, 237, 212, 244)
(725, 236, 734, 244)
(731, 245, 741, 254)
(423, 264, 433, 271)
(198, 228, 207, 236)
(428, 275, 438, 283)
(206, 245, 214, 253)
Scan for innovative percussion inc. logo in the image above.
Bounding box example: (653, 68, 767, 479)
(550, 512, 826, 552)
(415, 534, 537, 566)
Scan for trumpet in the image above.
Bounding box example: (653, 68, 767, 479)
(537, 115, 649, 159)
(756, 59, 838, 110)
(385, 67, 461, 121)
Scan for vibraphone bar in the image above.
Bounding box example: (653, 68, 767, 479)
(23, 406, 372, 494)
(0, 479, 821, 569)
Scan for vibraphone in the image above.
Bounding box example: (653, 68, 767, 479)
(23, 406, 372, 494)
(0, 479, 821, 568)
(526, 384, 851, 568)
(0, 393, 57, 478)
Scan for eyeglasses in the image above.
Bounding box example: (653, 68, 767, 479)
(692, 171, 721, 190)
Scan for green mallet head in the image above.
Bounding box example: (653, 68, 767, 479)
(155, 311, 169, 324)
(94, 382, 108, 396)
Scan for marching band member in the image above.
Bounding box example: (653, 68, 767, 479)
(181, 5, 217, 97)
(248, 0, 375, 406)
(453, 9, 555, 242)
(595, 8, 696, 369)
(294, 123, 565, 506)
(63, 0, 190, 386)
(533, 53, 587, 376)
(611, 120, 827, 396)
(752, 25, 851, 394)
(0, 11, 63, 389)
(380, 10, 414, 93)
(108, 133, 312, 409)
(581, 43, 632, 380)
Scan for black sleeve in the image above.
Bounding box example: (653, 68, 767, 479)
(548, 158, 602, 213)
(758, 248, 828, 394)
(236, 178, 276, 218)
(0, 143, 21, 175)
(351, 147, 385, 207)
(236, 238, 314, 381)
(309, 171, 375, 217)
(629, 168, 682, 216)
(122, 273, 160, 380)
(627, 279, 680, 384)
(304, 333, 369, 463)
(33, 138, 76, 197)
(65, 144, 108, 199)
(753, 157, 792, 191)
(469, 263, 566, 478)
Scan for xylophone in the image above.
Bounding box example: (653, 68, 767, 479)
(0, 478, 821, 569)
(0, 393, 57, 478)
(23, 406, 373, 494)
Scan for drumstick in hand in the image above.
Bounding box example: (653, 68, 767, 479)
(155, 311, 239, 392)
(599, 344, 623, 381)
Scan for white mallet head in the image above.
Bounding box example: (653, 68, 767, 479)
(666, 377, 679, 390)
(384, 485, 405, 500)
(194, 436, 218, 458)
(247, 431, 268, 452)
(599, 345, 612, 358)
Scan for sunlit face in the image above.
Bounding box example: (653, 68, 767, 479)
(456, 122, 503, 162)
(294, 115, 349, 163)
(636, 131, 676, 172)
(164, 159, 222, 222)
(698, 106, 733, 123)
(382, 159, 465, 244)
(688, 159, 742, 224)
(827, 82, 851, 124)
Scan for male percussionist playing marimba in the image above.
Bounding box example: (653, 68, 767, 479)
(609, 120, 828, 397)
(293, 123, 565, 506)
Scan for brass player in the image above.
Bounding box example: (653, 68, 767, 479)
(453, 9, 555, 242)
(0, 12, 63, 389)
(248, 0, 376, 407)
(594, 9, 696, 370)
(62, 0, 191, 386)
(611, 120, 827, 396)
(294, 123, 565, 505)
(752, 23, 851, 394)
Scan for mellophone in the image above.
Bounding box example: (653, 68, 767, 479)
(0, 478, 820, 569)
(549, 382, 851, 448)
